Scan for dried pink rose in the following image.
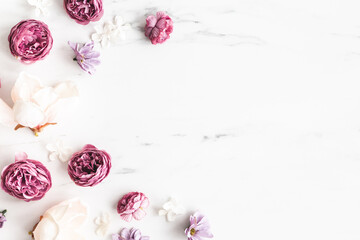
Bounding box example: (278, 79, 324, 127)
(117, 192, 149, 222)
(68, 144, 111, 187)
(145, 11, 173, 45)
(1, 152, 52, 202)
(8, 19, 53, 64)
(64, 0, 104, 25)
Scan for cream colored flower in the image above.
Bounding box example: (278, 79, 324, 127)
(0, 72, 79, 135)
(46, 139, 72, 162)
(32, 199, 89, 240)
(159, 197, 185, 222)
(91, 16, 131, 48)
(27, 0, 52, 17)
(94, 212, 110, 237)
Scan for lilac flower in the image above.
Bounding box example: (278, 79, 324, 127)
(0, 210, 7, 228)
(112, 228, 149, 240)
(185, 212, 213, 240)
(68, 41, 100, 75)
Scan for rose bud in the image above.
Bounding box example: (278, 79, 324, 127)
(117, 192, 149, 222)
(145, 11, 173, 45)
(1, 152, 52, 202)
(8, 19, 53, 64)
(68, 144, 111, 187)
(64, 0, 104, 25)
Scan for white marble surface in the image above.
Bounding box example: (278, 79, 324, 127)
(1, 0, 360, 239)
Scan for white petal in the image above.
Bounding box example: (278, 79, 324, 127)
(13, 100, 45, 128)
(48, 152, 58, 162)
(32, 87, 58, 111)
(46, 143, 57, 152)
(101, 37, 109, 48)
(11, 72, 43, 102)
(159, 209, 167, 216)
(54, 82, 79, 99)
(44, 95, 79, 124)
(166, 211, 177, 222)
(33, 199, 88, 240)
(91, 33, 102, 42)
(0, 98, 15, 127)
(114, 16, 124, 26)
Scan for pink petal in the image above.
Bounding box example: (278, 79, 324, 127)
(120, 213, 133, 222)
(133, 208, 146, 220)
(15, 152, 28, 161)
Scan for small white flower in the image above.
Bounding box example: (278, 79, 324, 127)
(27, 0, 52, 17)
(94, 212, 110, 237)
(91, 16, 131, 48)
(46, 139, 72, 162)
(159, 197, 185, 222)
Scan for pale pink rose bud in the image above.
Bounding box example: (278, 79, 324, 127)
(145, 11, 173, 45)
(117, 192, 149, 222)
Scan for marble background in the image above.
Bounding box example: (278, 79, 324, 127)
(1, 0, 360, 239)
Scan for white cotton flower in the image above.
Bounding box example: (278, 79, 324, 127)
(0, 72, 79, 135)
(159, 197, 185, 222)
(46, 139, 72, 162)
(94, 212, 111, 237)
(27, 0, 52, 17)
(32, 199, 89, 240)
(91, 16, 131, 48)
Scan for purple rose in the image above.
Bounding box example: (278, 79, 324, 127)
(145, 12, 173, 45)
(68, 144, 111, 187)
(1, 152, 52, 202)
(64, 0, 104, 25)
(8, 19, 53, 64)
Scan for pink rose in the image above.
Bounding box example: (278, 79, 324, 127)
(117, 192, 149, 222)
(8, 19, 53, 64)
(68, 144, 111, 187)
(1, 152, 52, 202)
(145, 11, 173, 45)
(64, 0, 104, 25)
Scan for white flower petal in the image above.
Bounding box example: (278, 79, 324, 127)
(32, 87, 58, 111)
(46, 143, 57, 152)
(45, 96, 79, 124)
(158, 209, 167, 216)
(48, 152, 58, 162)
(114, 16, 124, 26)
(167, 211, 177, 222)
(0, 98, 15, 127)
(33, 199, 88, 240)
(11, 72, 43, 102)
(91, 33, 102, 42)
(54, 82, 79, 99)
(13, 100, 45, 128)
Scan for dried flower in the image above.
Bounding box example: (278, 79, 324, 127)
(1, 152, 52, 202)
(145, 12, 173, 45)
(8, 19, 53, 64)
(46, 139, 72, 162)
(32, 199, 88, 240)
(92, 16, 131, 48)
(64, 0, 104, 25)
(112, 228, 149, 240)
(117, 192, 149, 222)
(159, 197, 185, 222)
(68, 144, 111, 187)
(68, 41, 100, 75)
(0, 210, 7, 228)
(27, 0, 52, 17)
(94, 212, 110, 237)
